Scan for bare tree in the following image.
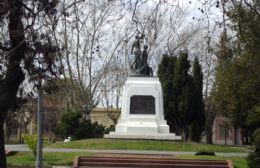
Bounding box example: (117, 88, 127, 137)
(53, 0, 130, 116)
(100, 56, 127, 125)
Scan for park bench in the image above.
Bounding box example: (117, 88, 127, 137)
(73, 155, 233, 168)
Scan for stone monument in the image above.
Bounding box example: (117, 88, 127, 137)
(104, 34, 181, 140)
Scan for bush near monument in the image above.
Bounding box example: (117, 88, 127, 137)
(55, 112, 107, 140)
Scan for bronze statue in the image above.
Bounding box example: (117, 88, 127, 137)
(142, 44, 148, 65)
(131, 34, 143, 71)
(130, 34, 153, 76)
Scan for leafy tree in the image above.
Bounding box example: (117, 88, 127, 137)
(228, 3, 260, 138)
(0, 1, 61, 167)
(214, 31, 246, 144)
(247, 128, 260, 167)
(214, 1, 260, 144)
(247, 106, 260, 131)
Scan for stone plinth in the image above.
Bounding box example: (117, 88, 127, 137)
(104, 77, 181, 140)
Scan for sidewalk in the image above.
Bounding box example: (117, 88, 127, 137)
(5, 144, 248, 157)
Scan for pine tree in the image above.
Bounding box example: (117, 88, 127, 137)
(158, 54, 170, 82)
(190, 57, 205, 142)
(158, 52, 205, 140)
(158, 54, 178, 132)
(174, 51, 192, 140)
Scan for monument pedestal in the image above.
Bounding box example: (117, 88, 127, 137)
(104, 77, 181, 140)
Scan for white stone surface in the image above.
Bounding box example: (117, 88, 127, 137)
(104, 133, 181, 140)
(104, 77, 181, 140)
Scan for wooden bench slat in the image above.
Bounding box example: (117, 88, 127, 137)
(79, 161, 229, 168)
(74, 156, 233, 168)
(79, 160, 228, 165)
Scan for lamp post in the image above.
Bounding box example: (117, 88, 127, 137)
(35, 79, 43, 168)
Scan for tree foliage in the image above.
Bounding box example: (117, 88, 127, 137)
(190, 57, 205, 142)
(214, 1, 260, 144)
(55, 111, 106, 140)
(0, 0, 61, 167)
(158, 52, 205, 141)
(247, 128, 260, 168)
(158, 54, 177, 132)
(174, 52, 193, 140)
(23, 134, 37, 159)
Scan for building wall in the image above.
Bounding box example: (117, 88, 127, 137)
(212, 116, 242, 145)
(4, 121, 34, 143)
(90, 108, 119, 127)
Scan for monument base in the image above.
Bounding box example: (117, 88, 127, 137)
(104, 132, 181, 140)
(104, 77, 181, 140)
(114, 115, 170, 134)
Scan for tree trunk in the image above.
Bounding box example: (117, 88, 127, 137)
(0, 1, 26, 167)
(245, 130, 249, 144)
(234, 126, 239, 145)
(206, 128, 213, 144)
(224, 128, 227, 145)
(4, 123, 10, 143)
(0, 64, 24, 168)
(182, 127, 189, 141)
(0, 123, 6, 168)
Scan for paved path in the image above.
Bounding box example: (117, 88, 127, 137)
(5, 144, 248, 157)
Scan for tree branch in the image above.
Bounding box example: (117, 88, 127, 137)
(132, 0, 139, 32)
(0, 43, 11, 51)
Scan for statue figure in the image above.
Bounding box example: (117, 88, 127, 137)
(131, 34, 143, 71)
(140, 44, 153, 76)
(142, 44, 148, 65)
(130, 34, 153, 76)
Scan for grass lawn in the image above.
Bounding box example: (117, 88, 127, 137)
(7, 152, 91, 168)
(48, 138, 249, 153)
(7, 152, 248, 168)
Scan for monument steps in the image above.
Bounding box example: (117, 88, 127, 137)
(126, 120, 158, 133)
(104, 132, 181, 140)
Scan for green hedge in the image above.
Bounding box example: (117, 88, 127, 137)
(55, 112, 110, 140)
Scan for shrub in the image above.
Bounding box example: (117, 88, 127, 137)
(23, 134, 37, 158)
(55, 112, 81, 138)
(105, 125, 115, 134)
(195, 151, 215, 156)
(247, 128, 260, 168)
(91, 121, 106, 138)
(55, 112, 107, 140)
(73, 121, 105, 139)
